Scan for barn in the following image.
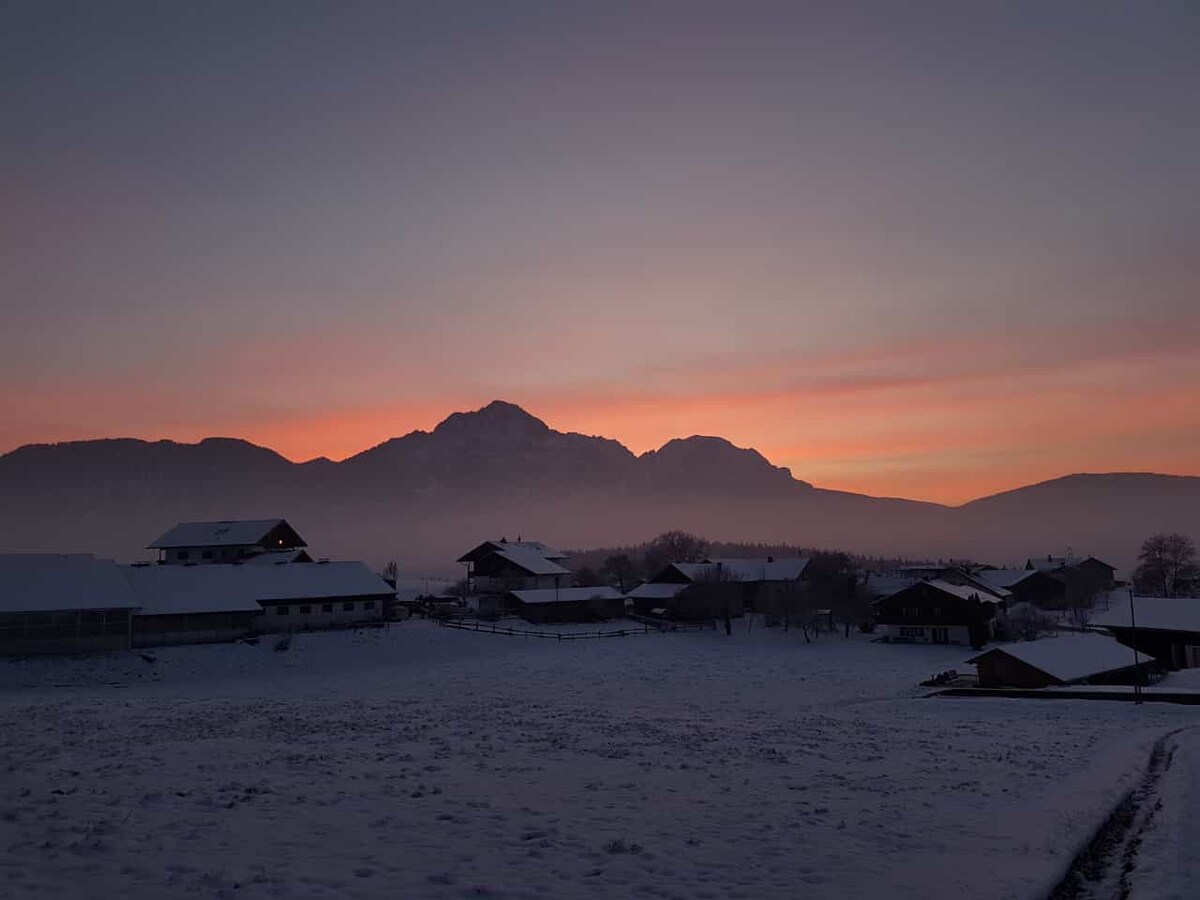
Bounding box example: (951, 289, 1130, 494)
(0, 554, 138, 656)
(967, 633, 1149, 688)
(503, 586, 626, 624)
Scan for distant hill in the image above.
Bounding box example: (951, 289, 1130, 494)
(0, 401, 1194, 575)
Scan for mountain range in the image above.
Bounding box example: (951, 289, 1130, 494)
(1, 400, 1195, 575)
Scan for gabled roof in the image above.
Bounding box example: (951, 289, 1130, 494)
(976, 568, 1042, 589)
(924, 579, 1006, 605)
(967, 634, 1147, 683)
(457, 539, 566, 564)
(148, 519, 305, 550)
(1094, 595, 1200, 633)
(1025, 555, 1114, 572)
(628, 582, 689, 600)
(862, 573, 919, 599)
(490, 546, 571, 577)
(704, 557, 810, 582)
(507, 586, 625, 605)
(0, 553, 138, 613)
(123, 561, 394, 615)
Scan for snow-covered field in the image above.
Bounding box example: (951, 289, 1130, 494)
(0, 621, 1195, 899)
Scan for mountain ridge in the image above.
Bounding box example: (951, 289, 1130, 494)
(0, 400, 1194, 572)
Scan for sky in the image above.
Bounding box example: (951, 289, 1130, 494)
(2, 2, 1197, 504)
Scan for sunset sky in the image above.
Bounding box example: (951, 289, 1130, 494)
(3, 3, 1197, 504)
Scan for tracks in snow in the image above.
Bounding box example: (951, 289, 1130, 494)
(1047, 727, 1188, 900)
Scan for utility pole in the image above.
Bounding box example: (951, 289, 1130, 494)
(1129, 588, 1142, 704)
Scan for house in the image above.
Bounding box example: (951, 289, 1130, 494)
(967, 633, 1148, 688)
(1025, 555, 1116, 603)
(457, 539, 571, 594)
(1095, 595, 1200, 669)
(627, 581, 691, 617)
(503, 586, 626, 624)
(873, 579, 1004, 646)
(122, 564, 264, 647)
(976, 568, 1068, 610)
(0, 554, 139, 656)
(148, 519, 309, 565)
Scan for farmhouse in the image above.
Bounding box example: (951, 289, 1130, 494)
(1025, 554, 1116, 604)
(457, 539, 571, 594)
(0, 554, 138, 656)
(148, 518, 309, 565)
(503, 586, 626, 624)
(976, 568, 1068, 610)
(874, 579, 1004, 646)
(967, 633, 1148, 688)
(1095, 596, 1200, 669)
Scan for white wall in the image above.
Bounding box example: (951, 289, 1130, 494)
(261, 598, 385, 632)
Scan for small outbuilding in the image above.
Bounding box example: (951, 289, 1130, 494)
(967, 633, 1149, 688)
(503, 586, 625, 624)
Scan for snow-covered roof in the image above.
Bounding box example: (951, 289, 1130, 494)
(976, 568, 1040, 589)
(121, 565, 266, 615)
(628, 582, 689, 600)
(925, 579, 1005, 605)
(0, 554, 138, 613)
(1094, 595, 1200, 633)
(704, 557, 811, 582)
(122, 561, 393, 616)
(507, 586, 625, 605)
(862, 573, 919, 599)
(492, 546, 571, 577)
(457, 540, 566, 563)
(148, 519, 304, 549)
(968, 634, 1147, 683)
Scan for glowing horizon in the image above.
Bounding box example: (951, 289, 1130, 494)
(3, 5, 1198, 507)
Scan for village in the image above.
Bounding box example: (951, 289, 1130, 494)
(2, 517, 1198, 696)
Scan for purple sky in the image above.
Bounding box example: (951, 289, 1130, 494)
(2, 2, 1197, 502)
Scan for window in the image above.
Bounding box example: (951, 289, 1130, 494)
(202, 550, 214, 560)
(932, 607, 942, 616)
(177, 551, 190, 561)
(299, 605, 311, 614)
(899, 626, 925, 638)
(363, 600, 375, 610)
(343, 602, 355, 611)
(902, 606, 920, 617)
(322, 604, 333, 613)
(277, 606, 289, 615)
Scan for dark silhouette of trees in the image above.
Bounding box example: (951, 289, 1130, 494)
(1133, 533, 1198, 597)
(574, 565, 601, 588)
(601, 553, 636, 592)
(643, 530, 710, 576)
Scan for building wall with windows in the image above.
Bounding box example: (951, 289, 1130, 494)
(259, 595, 388, 632)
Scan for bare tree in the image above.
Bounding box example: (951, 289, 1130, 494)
(382, 560, 399, 585)
(643, 530, 710, 576)
(601, 553, 636, 592)
(1133, 533, 1198, 597)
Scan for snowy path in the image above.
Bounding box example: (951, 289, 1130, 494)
(0, 623, 1194, 899)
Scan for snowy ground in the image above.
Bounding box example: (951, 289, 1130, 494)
(0, 621, 1195, 900)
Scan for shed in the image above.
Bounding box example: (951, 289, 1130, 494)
(967, 634, 1149, 688)
(1095, 596, 1200, 669)
(503, 586, 626, 624)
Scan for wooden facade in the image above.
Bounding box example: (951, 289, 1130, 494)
(874, 581, 998, 647)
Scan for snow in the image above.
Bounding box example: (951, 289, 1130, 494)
(705, 557, 810, 581)
(0, 621, 1194, 899)
(925, 578, 1006, 604)
(1094, 595, 1200, 632)
(968, 633, 1149, 683)
(0, 553, 137, 612)
(975, 568, 1037, 590)
(627, 582, 687, 600)
(491, 546, 571, 577)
